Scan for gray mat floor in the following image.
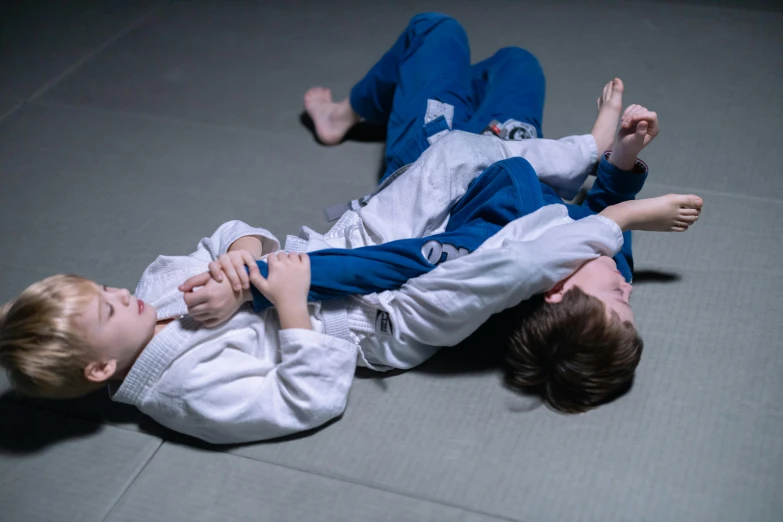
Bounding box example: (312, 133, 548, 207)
(1, 1, 782, 521)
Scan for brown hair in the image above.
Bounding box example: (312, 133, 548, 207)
(0, 274, 104, 399)
(504, 286, 643, 413)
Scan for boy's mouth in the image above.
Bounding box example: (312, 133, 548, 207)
(138, 299, 145, 315)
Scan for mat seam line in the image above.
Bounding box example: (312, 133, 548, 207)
(97, 440, 165, 522)
(0, 2, 166, 130)
(199, 447, 527, 522)
(29, 97, 305, 141)
(27, 1, 168, 104)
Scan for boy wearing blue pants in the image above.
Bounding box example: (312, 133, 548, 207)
(0, 15, 702, 444)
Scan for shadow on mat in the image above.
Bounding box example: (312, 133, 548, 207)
(355, 311, 509, 389)
(0, 388, 342, 453)
(299, 111, 387, 145)
(299, 111, 389, 182)
(0, 391, 158, 454)
(632, 269, 681, 284)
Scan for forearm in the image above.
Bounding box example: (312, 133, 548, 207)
(193, 220, 279, 262)
(228, 235, 264, 259)
(607, 150, 636, 171)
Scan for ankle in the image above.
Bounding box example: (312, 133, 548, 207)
(335, 99, 359, 121)
(599, 201, 633, 232)
(591, 131, 612, 158)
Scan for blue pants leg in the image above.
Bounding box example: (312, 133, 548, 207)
(349, 13, 474, 180)
(465, 47, 546, 138)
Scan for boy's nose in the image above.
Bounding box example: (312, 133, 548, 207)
(120, 288, 131, 305)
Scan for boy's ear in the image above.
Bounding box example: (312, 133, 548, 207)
(84, 360, 117, 383)
(544, 281, 567, 304)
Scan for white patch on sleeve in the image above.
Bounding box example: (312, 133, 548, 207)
(425, 99, 454, 128)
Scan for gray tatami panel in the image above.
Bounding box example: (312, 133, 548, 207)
(0, 0, 160, 100)
(0, 400, 161, 522)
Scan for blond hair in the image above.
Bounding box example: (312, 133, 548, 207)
(0, 274, 105, 399)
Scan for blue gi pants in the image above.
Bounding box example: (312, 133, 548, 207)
(349, 12, 545, 180)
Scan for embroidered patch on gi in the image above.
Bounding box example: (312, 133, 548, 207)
(420, 239, 470, 265)
(375, 310, 394, 336)
(425, 99, 454, 128)
(481, 118, 537, 140)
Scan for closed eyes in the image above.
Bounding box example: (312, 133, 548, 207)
(102, 285, 115, 318)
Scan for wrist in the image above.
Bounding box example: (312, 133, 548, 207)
(275, 295, 308, 314)
(276, 298, 312, 330)
(607, 150, 637, 171)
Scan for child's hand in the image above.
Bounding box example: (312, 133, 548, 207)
(182, 271, 249, 328)
(178, 250, 261, 295)
(210, 250, 260, 292)
(249, 252, 311, 310)
(611, 104, 659, 170)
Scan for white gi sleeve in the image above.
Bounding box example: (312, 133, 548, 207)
(356, 131, 597, 244)
(191, 220, 281, 262)
(383, 212, 624, 348)
(356, 131, 512, 243)
(501, 134, 598, 200)
(143, 329, 359, 445)
(134, 220, 281, 317)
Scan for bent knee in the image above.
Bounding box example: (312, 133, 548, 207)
(493, 46, 543, 71)
(408, 12, 467, 41)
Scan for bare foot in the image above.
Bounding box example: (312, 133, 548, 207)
(591, 78, 624, 157)
(607, 194, 703, 232)
(303, 87, 360, 145)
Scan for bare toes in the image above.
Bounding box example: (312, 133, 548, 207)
(685, 195, 704, 209)
(304, 87, 331, 104)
